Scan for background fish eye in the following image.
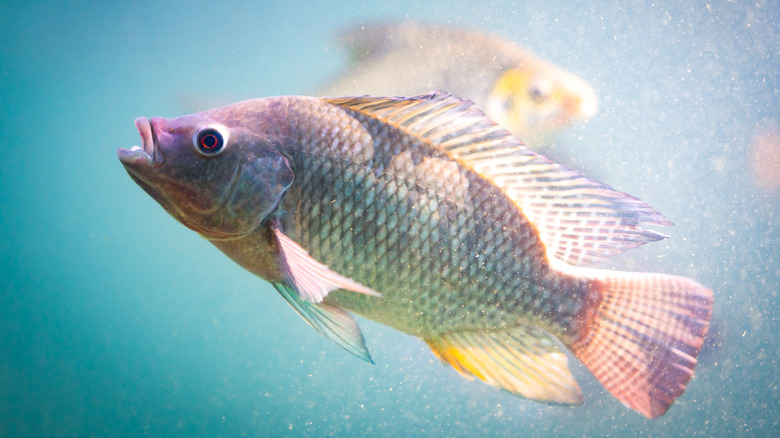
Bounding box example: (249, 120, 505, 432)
(528, 80, 552, 103)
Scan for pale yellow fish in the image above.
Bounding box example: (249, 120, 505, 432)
(319, 22, 599, 147)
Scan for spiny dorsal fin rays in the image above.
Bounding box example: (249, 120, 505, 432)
(327, 91, 670, 266)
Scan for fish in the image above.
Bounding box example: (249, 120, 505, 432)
(749, 123, 780, 192)
(117, 91, 712, 419)
(319, 22, 599, 147)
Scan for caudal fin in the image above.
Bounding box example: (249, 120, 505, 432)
(570, 271, 713, 418)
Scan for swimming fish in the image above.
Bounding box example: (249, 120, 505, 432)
(117, 91, 712, 418)
(319, 22, 599, 146)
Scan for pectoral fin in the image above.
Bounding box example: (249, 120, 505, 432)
(426, 325, 583, 404)
(273, 282, 373, 363)
(271, 224, 381, 303)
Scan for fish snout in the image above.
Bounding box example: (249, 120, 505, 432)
(561, 78, 599, 120)
(117, 117, 167, 167)
(575, 90, 599, 119)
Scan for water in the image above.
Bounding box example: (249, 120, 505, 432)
(1, 1, 777, 436)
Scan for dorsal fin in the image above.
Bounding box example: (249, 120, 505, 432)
(326, 91, 670, 266)
(337, 23, 398, 63)
(337, 22, 432, 63)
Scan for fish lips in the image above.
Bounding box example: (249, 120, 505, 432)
(117, 117, 164, 170)
(117, 117, 175, 210)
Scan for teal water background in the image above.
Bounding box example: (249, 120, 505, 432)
(1, 1, 778, 436)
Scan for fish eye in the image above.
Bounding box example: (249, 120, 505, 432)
(192, 125, 229, 157)
(528, 80, 552, 103)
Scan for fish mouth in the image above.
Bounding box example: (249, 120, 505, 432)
(575, 91, 599, 119)
(562, 78, 599, 120)
(117, 117, 162, 167)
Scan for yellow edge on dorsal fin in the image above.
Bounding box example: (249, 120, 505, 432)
(326, 91, 671, 267)
(425, 325, 584, 405)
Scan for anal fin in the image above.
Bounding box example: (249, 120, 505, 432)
(273, 282, 373, 363)
(426, 325, 583, 404)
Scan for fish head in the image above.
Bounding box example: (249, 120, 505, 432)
(485, 67, 598, 143)
(117, 106, 294, 239)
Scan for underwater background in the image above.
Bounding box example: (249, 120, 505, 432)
(1, 0, 777, 436)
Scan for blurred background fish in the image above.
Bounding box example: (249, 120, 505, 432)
(748, 122, 780, 193)
(319, 22, 599, 147)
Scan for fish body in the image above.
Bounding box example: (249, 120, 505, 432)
(320, 22, 599, 146)
(118, 92, 712, 418)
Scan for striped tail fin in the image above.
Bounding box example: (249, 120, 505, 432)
(569, 270, 713, 418)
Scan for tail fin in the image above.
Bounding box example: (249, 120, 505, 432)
(569, 270, 713, 418)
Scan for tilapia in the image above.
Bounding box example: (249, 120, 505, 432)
(117, 91, 712, 418)
(319, 22, 599, 146)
